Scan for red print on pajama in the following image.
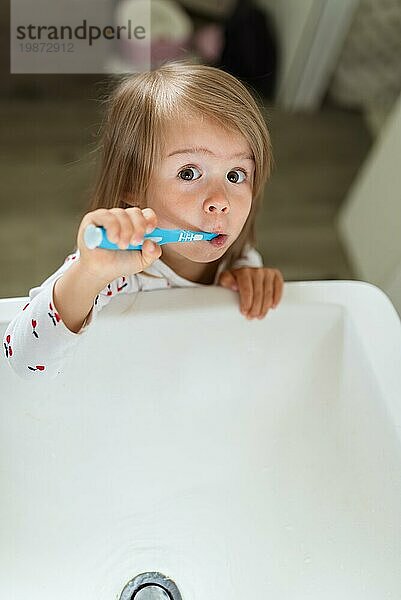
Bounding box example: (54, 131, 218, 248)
(117, 277, 127, 292)
(24, 302, 61, 373)
(4, 334, 12, 358)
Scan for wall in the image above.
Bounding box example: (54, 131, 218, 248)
(337, 92, 401, 316)
(257, 0, 359, 110)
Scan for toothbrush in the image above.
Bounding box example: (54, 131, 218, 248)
(84, 224, 219, 251)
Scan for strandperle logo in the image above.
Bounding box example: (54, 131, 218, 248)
(15, 19, 146, 46)
(11, 0, 151, 73)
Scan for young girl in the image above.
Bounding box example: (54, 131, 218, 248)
(3, 61, 284, 380)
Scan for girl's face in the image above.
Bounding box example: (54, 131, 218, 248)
(144, 114, 255, 267)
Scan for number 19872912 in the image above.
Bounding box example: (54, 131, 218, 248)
(19, 42, 74, 52)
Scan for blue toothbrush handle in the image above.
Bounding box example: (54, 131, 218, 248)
(84, 225, 218, 250)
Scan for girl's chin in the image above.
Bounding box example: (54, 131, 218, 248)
(170, 241, 229, 262)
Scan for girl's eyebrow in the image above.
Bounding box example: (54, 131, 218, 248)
(167, 146, 254, 161)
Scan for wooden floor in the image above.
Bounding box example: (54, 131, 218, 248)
(0, 99, 372, 298)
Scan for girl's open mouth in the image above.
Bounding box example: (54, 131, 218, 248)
(208, 234, 228, 248)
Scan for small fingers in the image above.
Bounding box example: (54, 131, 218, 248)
(272, 269, 284, 308)
(109, 207, 139, 249)
(111, 207, 151, 249)
(236, 268, 281, 320)
(141, 207, 158, 234)
(88, 207, 159, 251)
(140, 237, 162, 265)
(247, 270, 266, 318)
(124, 207, 158, 246)
(235, 269, 253, 315)
(89, 208, 123, 246)
(259, 271, 274, 318)
(218, 270, 238, 290)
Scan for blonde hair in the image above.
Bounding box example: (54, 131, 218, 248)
(84, 60, 273, 275)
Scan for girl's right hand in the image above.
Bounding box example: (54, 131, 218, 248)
(76, 207, 162, 285)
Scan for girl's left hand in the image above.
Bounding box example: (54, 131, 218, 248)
(218, 267, 284, 319)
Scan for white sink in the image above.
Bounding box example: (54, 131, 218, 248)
(1, 281, 401, 599)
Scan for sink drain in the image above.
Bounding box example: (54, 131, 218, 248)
(133, 586, 170, 600)
(119, 572, 183, 600)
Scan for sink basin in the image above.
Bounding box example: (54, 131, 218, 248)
(1, 281, 401, 599)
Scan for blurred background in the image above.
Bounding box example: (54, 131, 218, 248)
(1, 0, 401, 313)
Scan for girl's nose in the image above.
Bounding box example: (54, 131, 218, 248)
(203, 191, 230, 214)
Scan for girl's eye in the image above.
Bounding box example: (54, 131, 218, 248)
(226, 169, 247, 184)
(178, 166, 201, 181)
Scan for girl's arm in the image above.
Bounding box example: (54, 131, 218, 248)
(52, 260, 109, 334)
(2, 252, 138, 380)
